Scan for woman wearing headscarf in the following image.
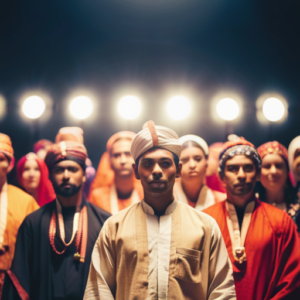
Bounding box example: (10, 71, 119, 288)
(174, 135, 226, 211)
(17, 152, 56, 206)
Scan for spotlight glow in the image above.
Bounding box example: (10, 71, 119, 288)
(216, 98, 240, 121)
(118, 96, 141, 120)
(262, 97, 285, 122)
(22, 96, 46, 119)
(70, 96, 93, 120)
(167, 96, 191, 120)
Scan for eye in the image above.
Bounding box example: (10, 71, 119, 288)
(262, 164, 271, 169)
(227, 166, 237, 172)
(244, 165, 254, 172)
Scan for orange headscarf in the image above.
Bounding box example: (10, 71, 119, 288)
(0, 133, 15, 171)
(90, 131, 136, 191)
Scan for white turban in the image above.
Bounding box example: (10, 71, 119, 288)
(131, 120, 182, 161)
(288, 135, 300, 181)
(179, 135, 209, 156)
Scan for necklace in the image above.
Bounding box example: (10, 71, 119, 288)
(49, 198, 87, 263)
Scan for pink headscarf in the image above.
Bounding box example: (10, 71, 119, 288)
(17, 153, 56, 206)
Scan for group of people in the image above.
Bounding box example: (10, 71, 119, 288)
(0, 121, 300, 299)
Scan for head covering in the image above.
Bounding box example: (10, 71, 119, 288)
(90, 131, 136, 191)
(33, 139, 53, 154)
(17, 153, 56, 206)
(257, 141, 288, 166)
(45, 141, 88, 173)
(288, 136, 300, 185)
(131, 120, 182, 161)
(55, 127, 84, 144)
(179, 134, 209, 156)
(0, 133, 15, 171)
(219, 137, 261, 179)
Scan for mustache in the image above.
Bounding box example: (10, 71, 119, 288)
(59, 183, 77, 188)
(149, 179, 167, 184)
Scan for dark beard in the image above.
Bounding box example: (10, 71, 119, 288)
(54, 183, 82, 197)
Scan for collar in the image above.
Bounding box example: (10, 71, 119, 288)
(141, 199, 178, 216)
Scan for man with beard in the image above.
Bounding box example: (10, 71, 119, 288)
(84, 121, 236, 300)
(89, 131, 143, 214)
(2, 141, 111, 300)
(203, 138, 300, 300)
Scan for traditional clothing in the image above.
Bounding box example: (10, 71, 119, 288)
(0, 134, 39, 297)
(89, 131, 143, 214)
(33, 139, 53, 160)
(17, 153, 56, 206)
(84, 121, 236, 300)
(203, 199, 300, 300)
(203, 138, 300, 299)
(2, 141, 111, 300)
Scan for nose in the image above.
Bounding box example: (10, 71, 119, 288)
(63, 169, 70, 180)
(270, 164, 277, 174)
(237, 167, 246, 179)
(120, 153, 127, 165)
(152, 163, 163, 179)
(189, 159, 196, 169)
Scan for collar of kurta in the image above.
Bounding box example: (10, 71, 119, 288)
(141, 199, 177, 216)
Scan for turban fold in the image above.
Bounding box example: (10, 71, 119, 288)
(257, 141, 288, 166)
(45, 141, 87, 172)
(219, 137, 261, 179)
(0, 133, 15, 171)
(90, 131, 136, 191)
(131, 120, 182, 161)
(179, 135, 209, 156)
(288, 136, 300, 184)
(33, 139, 53, 154)
(55, 127, 84, 144)
(17, 153, 56, 206)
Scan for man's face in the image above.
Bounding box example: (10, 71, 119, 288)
(133, 148, 180, 194)
(0, 152, 10, 183)
(110, 139, 134, 179)
(223, 155, 258, 203)
(293, 149, 300, 182)
(51, 160, 86, 197)
(180, 146, 207, 182)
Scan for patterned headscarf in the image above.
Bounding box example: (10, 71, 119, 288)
(0, 133, 15, 171)
(45, 141, 87, 173)
(219, 137, 261, 179)
(257, 141, 288, 167)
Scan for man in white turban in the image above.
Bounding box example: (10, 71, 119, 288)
(84, 121, 236, 300)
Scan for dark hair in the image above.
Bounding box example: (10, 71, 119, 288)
(181, 141, 208, 159)
(135, 147, 179, 170)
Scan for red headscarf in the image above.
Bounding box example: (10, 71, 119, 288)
(17, 153, 56, 206)
(257, 141, 288, 165)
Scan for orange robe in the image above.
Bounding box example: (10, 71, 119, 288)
(203, 199, 300, 300)
(89, 184, 143, 214)
(0, 185, 39, 294)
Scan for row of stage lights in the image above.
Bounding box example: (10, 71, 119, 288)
(13, 93, 287, 123)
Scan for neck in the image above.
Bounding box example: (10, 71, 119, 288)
(181, 178, 203, 202)
(115, 175, 134, 196)
(0, 178, 6, 193)
(57, 189, 83, 207)
(144, 189, 174, 216)
(227, 192, 256, 209)
(265, 188, 285, 204)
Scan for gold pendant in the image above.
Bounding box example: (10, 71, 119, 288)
(233, 247, 246, 264)
(74, 252, 81, 261)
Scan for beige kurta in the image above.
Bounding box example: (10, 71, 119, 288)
(84, 201, 236, 300)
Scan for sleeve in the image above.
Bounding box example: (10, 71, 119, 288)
(2, 218, 33, 300)
(268, 215, 300, 300)
(83, 221, 116, 300)
(207, 219, 237, 300)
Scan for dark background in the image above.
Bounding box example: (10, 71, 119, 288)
(0, 0, 300, 172)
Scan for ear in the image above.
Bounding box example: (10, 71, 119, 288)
(176, 162, 182, 178)
(132, 163, 140, 180)
(82, 174, 86, 183)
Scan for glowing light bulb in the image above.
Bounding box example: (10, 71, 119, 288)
(118, 96, 141, 120)
(216, 98, 240, 121)
(22, 96, 46, 119)
(262, 97, 285, 122)
(167, 96, 191, 120)
(70, 96, 93, 120)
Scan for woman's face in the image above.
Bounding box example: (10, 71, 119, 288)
(180, 146, 207, 183)
(22, 159, 41, 193)
(260, 154, 287, 192)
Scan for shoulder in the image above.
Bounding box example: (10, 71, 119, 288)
(7, 184, 39, 209)
(23, 201, 54, 226)
(202, 200, 225, 217)
(7, 184, 34, 202)
(87, 202, 112, 221)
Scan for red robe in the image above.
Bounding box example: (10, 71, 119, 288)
(203, 199, 300, 300)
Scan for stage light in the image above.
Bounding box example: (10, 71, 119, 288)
(216, 98, 239, 121)
(22, 96, 46, 119)
(167, 96, 191, 120)
(118, 96, 141, 120)
(70, 96, 93, 120)
(262, 97, 285, 122)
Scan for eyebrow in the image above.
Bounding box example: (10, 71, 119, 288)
(141, 157, 172, 163)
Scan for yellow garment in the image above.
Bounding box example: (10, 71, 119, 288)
(84, 201, 236, 299)
(0, 185, 39, 271)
